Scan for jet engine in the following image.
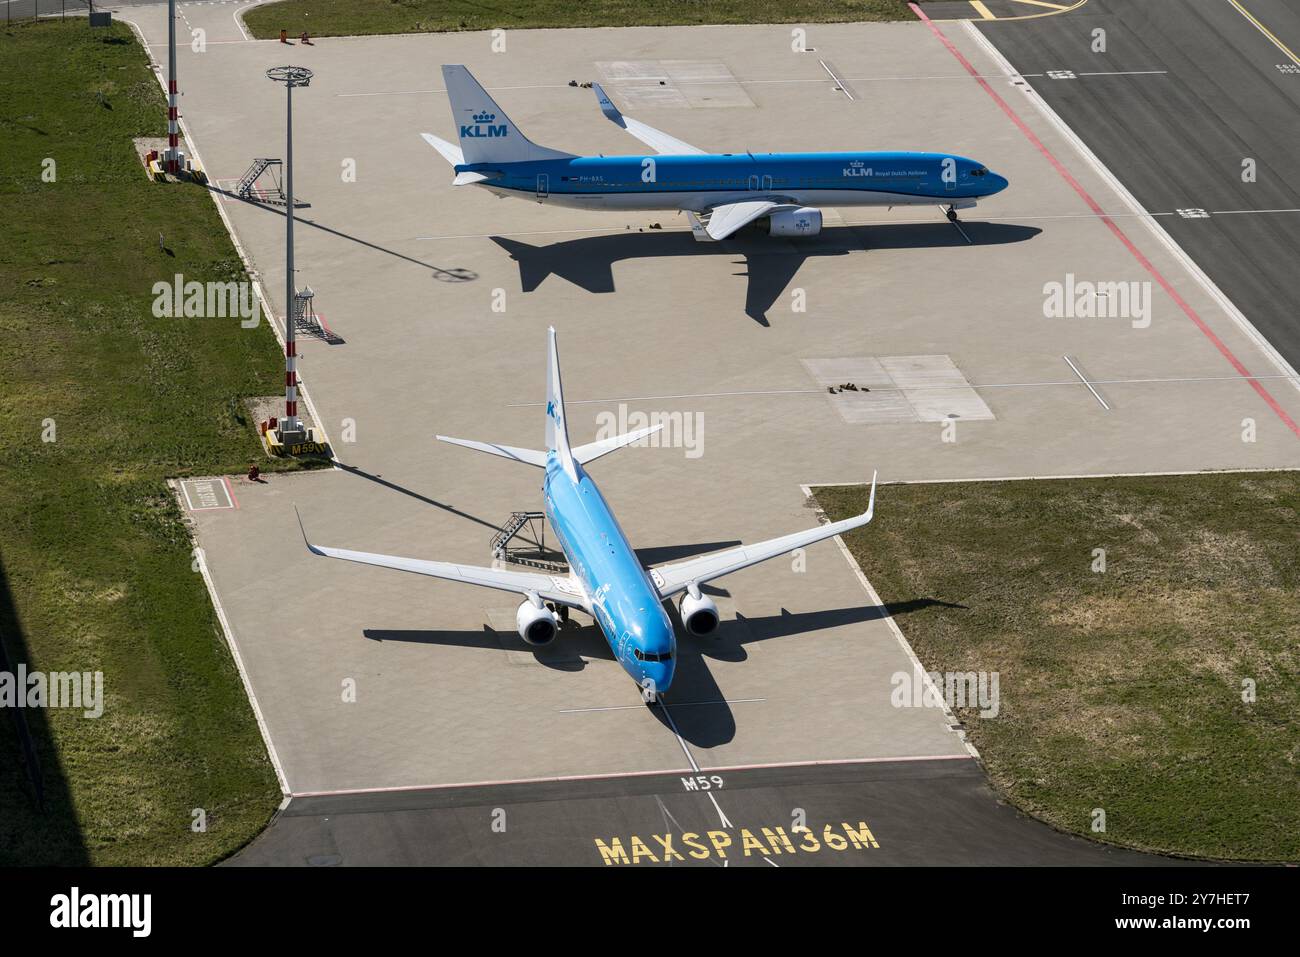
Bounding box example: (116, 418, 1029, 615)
(679, 590, 720, 636)
(768, 207, 823, 238)
(516, 599, 559, 646)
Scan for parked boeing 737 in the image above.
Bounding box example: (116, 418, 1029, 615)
(298, 328, 877, 698)
(421, 64, 1008, 240)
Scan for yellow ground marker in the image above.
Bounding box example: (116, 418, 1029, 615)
(942, 0, 1086, 23)
(1226, 0, 1300, 67)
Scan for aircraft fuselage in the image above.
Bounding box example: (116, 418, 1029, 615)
(462, 150, 1008, 212)
(543, 454, 676, 693)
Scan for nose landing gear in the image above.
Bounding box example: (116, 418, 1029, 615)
(941, 204, 973, 245)
(640, 678, 659, 706)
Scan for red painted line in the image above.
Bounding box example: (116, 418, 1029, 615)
(909, 2, 1300, 439)
(223, 474, 241, 510)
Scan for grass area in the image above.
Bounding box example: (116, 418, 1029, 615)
(0, 20, 296, 864)
(245, 0, 915, 39)
(815, 473, 1300, 862)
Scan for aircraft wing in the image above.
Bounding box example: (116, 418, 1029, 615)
(297, 509, 588, 610)
(703, 200, 782, 240)
(592, 83, 706, 155)
(649, 473, 877, 599)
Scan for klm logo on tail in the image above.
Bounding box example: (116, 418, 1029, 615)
(461, 110, 508, 139)
(547, 401, 561, 424)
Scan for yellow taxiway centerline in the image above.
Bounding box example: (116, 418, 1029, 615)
(1226, 0, 1300, 67)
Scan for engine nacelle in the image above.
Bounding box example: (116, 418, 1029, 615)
(679, 591, 720, 636)
(516, 600, 559, 646)
(768, 207, 823, 238)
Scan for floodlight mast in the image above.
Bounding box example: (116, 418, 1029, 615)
(266, 66, 313, 438)
(165, 0, 179, 173)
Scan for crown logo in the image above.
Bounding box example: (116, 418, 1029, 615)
(473, 111, 496, 124)
(849, 160, 865, 168)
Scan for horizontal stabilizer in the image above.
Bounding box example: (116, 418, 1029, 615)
(436, 435, 547, 467)
(421, 132, 465, 166)
(438, 423, 666, 469)
(452, 170, 499, 186)
(572, 423, 665, 465)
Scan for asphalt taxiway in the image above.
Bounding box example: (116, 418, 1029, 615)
(976, 0, 1300, 373)
(228, 756, 1179, 866)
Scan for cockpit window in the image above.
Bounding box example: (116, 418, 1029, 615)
(633, 649, 673, 662)
(971, 168, 988, 177)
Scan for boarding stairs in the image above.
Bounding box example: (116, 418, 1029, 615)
(235, 158, 280, 201)
(234, 158, 309, 207)
(491, 511, 566, 571)
(291, 286, 343, 345)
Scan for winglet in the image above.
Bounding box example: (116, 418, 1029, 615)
(865, 470, 878, 522)
(294, 505, 326, 557)
(592, 83, 627, 128)
(588, 82, 706, 156)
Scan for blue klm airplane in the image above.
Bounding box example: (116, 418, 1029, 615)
(421, 65, 1008, 240)
(299, 329, 876, 699)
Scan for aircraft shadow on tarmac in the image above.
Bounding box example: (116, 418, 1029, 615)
(363, 595, 964, 748)
(492, 221, 1039, 326)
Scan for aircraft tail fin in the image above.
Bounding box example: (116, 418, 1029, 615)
(437, 330, 649, 477)
(442, 65, 574, 165)
(546, 326, 578, 479)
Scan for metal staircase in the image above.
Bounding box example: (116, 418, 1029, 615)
(235, 158, 280, 200)
(491, 511, 566, 571)
(234, 158, 309, 207)
(291, 286, 344, 345)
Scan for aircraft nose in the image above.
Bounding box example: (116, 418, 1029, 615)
(644, 659, 675, 695)
(989, 172, 1009, 194)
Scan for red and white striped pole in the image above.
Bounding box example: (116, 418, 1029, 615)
(165, 0, 178, 174)
(285, 337, 299, 426)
